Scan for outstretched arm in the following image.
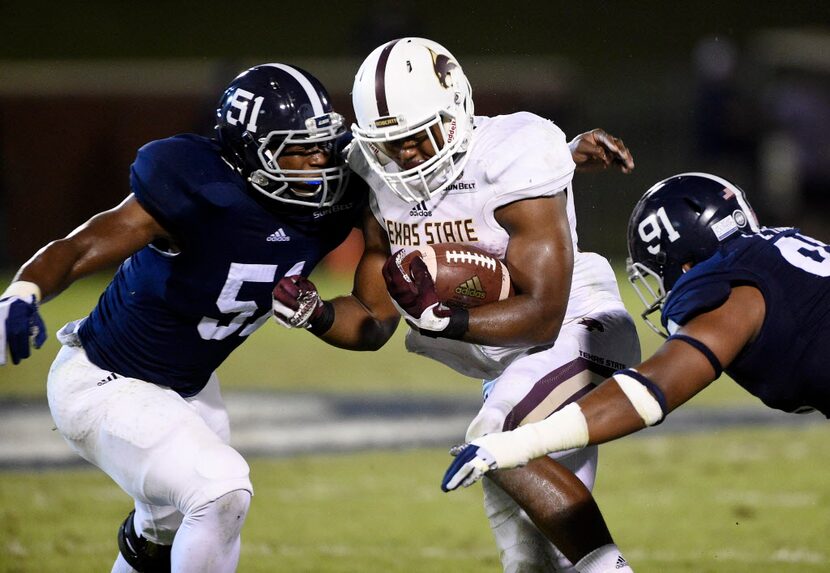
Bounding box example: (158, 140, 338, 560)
(1, 195, 170, 364)
(569, 128, 634, 174)
(442, 285, 765, 491)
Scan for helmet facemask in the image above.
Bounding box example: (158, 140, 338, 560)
(352, 106, 471, 202)
(627, 257, 670, 338)
(249, 112, 349, 208)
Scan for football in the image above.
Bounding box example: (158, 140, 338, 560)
(399, 243, 514, 308)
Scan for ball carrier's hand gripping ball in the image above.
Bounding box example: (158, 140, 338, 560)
(402, 243, 513, 308)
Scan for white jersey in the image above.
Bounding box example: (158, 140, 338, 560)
(350, 112, 624, 379)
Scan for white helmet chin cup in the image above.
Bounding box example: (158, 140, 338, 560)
(351, 37, 475, 202)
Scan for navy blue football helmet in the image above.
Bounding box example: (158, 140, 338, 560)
(216, 63, 349, 207)
(627, 172, 760, 335)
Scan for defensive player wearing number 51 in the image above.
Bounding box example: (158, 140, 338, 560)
(443, 173, 829, 502)
(0, 64, 365, 572)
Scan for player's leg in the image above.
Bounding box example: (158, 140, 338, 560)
(484, 447, 607, 572)
(166, 374, 250, 570)
(48, 345, 252, 572)
(468, 305, 640, 572)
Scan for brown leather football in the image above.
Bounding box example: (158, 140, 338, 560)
(400, 243, 514, 308)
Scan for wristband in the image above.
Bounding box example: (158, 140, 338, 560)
(2, 281, 41, 303)
(307, 300, 335, 336)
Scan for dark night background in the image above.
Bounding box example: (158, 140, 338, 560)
(2, 0, 828, 269)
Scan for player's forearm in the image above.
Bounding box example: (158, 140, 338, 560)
(13, 238, 93, 302)
(460, 295, 566, 347)
(317, 295, 399, 350)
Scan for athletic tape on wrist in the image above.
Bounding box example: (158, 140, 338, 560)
(1, 281, 41, 303)
(613, 369, 666, 426)
(481, 403, 590, 468)
(666, 334, 723, 378)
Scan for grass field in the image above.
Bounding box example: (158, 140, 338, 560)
(1, 427, 827, 572)
(0, 267, 827, 572)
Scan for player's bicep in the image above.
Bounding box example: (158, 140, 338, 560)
(496, 193, 573, 312)
(638, 285, 765, 410)
(19, 195, 168, 298)
(66, 195, 170, 271)
(351, 210, 396, 318)
(321, 208, 399, 350)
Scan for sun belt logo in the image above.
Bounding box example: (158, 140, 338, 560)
(445, 180, 476, 193)
(267, 228, 290, 242)
(409, 200, 432, 217)
(455, 275, 486, 300)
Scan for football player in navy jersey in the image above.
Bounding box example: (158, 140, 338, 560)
(442, 172, 829, 496)
(0, 64, 366, 572)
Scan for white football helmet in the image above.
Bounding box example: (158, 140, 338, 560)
(351, 37, 475, 202)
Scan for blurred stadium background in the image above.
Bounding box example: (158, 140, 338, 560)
(0, 1, 828, 571)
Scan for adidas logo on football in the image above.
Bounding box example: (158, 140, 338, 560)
(615, 555, 629, 569)
(455, 276, 486, 299)
(267, 228, 290, 242)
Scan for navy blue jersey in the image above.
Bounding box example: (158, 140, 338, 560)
(662, 228, 830, 416)
(79, 134, 366, 397)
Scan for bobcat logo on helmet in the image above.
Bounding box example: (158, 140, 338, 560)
(428, 48, 458, 89)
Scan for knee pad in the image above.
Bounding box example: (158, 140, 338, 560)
(117, 510, 171, 573)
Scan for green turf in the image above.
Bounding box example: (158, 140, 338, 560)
(1, 425, 827, 572)
(0, 267, 757, 406)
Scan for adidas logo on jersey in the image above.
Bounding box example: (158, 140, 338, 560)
(455, 276, 486, 299)
(267, 228, 290, 242)
(615, 555, 629, 569)
(409, 201, 432, 217)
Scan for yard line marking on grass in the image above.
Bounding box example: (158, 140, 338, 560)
(0, 393, 824, 469)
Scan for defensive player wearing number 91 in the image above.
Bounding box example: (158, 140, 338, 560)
(0, 64, 366, 572)
(442, 173, 830, 515)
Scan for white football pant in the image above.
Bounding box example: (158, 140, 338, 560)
(47, 323, 252, 572)
(467, 304, 641, 572)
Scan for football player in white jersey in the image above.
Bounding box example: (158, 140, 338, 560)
(273, 38, 639, 573)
